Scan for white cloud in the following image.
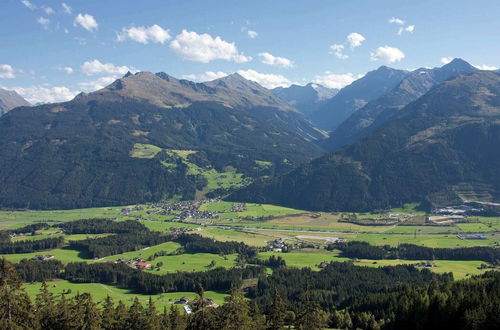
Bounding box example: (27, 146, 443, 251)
(36, 17, 50, 28)
(474, 64, 499, 71)
(346, 32, 365, 49)
(78, 76, 117, 92)
(398, 24, 415, 36)
(169, 30, 251, 63)
(0, 64, 16, 79)
(370, 46, 405, 63)
(13, 85, 78, 104)
(258, 52, 293, 68)
(247, 30, 258, 39)
(81, 59, 133, 76)
(312, 72, 361, 89)
(117, 25, 171, 44)
(20, 0, 35, 10)
(329, 44, 348, 60)
(61, 3, 72, 14)
(182, 71, 228, 82)
(388, 17, 405, 25)
(43, 7, 55, 15)
(236, 69, 291, 89)
(441, 57, 453, 65)
(74, 13, 98, 32)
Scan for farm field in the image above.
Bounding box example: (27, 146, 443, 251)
(259, 250, 488, 280)
(23, 280, 228, 309)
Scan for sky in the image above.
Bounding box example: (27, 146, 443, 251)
(0, 0, 499, 103)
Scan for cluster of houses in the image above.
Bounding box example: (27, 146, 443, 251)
(267, 238, 290, 252)
(120, 205, 144, 216)
(31, 254, 54, 261)
(147, 199, 221, 221)
(231, 203, 246, 212)
(170, 227, 202, 235)
(105, 257, 152, 269)
(416, 261, 437, 268)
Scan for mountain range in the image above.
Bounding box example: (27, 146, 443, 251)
(0, 88, 31, 116)
(0, 72, 324, 209)
(308, 66, 409, 131)
(229, 70, 500, 211)
(323, 58, 478, 151)
(271, 83, 338, 116)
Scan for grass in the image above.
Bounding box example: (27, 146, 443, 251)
(145, 253, 237, 274)
(200, 227, 271, 247)
(130, 143, 162, 159)
(22, 280, 228, 309)
(456, 223, 497, 232)
(0, 248, 86, 264)
(218, 203, 304, 219)
(199, 201, 235, 212)
(259, 250, 489, 280)
(0, 205, 126, 230)
(100, 241, 182, 263)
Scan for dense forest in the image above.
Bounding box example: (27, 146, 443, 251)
(0, 237, 64, 254)
(1, 258, 498, 329)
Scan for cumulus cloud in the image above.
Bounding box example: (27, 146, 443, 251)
(388, 17, 405, 25)
(329, 44, 348, 60)
(81, 59, 133, 76)
(441, 57, 453, 65)
(258, 52, 293, 68)
(0, 64, 16, 79)
(346, 32, 365, 49)
(247, 30, 258, 39)
(20, 0, 35, 10)
(329, 32, 365, 59)
(117, 25, 171, 44)
(312, 72, 361, 89)
(74, 13, 98, 32)
(169, 30, 251, 63)
(370, 46, 405, 63)
(78, 76, 117, 92)
(36, 17, 50, 28)
(236, 70, 291, 89)
(182, 71, 228, 82)
(61, 3, 72, 14)
(474, 64, 499, 70)
(56, 66, 73, 74)
(13, 85, 78, 104)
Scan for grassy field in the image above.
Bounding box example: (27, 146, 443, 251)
(22, 280, 228, 309)
(216, 203, 305, 219)
(130, 143, 162, 159)
(259, 250, 488, 280)
(0, 206, 126, 230)
(1, 248, 86, 264)
(145, 253, 237, 274)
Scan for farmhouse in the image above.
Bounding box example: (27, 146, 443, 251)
(31, 255, 54, 261)
(136, 262, 152, 269)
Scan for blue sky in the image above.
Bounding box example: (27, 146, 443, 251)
(1, 0, 499, 103)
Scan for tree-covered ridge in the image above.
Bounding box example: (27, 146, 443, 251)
(1, 257, 499, 329)
(0, 96, 323, 209)
(229, 71, 500, 211)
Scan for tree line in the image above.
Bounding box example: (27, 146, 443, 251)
(1, 258, 499, 329)
(327, 241, 500, 263)
(0, 237, 64, 254)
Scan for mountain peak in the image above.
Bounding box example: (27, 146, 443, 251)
(441, 58, 475, 71)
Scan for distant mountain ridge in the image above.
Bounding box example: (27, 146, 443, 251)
(0, 88, 31, 116)
(229, 71, 500, 211)
(323, 58, 478, 150)
(0, 72, 324, 209)
(271, 83, 338, 116)
(79, 71, 296, 112)
(309, 66, 409, 131)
